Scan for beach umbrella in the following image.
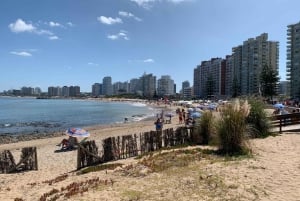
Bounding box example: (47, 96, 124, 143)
(194, 107, 203, 112)
(188, 108, 194, 112)
(190, 112, 202, 118)
(273, 103, 284, 109)
(208, 103, 218, 110)
(66, 128, 90, 138)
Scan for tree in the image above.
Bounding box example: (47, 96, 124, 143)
(232, 76, 240, 98)
(260, 64, 280, 100)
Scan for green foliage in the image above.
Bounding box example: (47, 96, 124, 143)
(216, 99, 250, 154)
(260, 64, 280, 99)
(193, 111, 215, 144)
(247, 99, 271, 138)
(232, 76, 241, 98)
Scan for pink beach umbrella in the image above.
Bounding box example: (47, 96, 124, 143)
(66, 128, 90, 138)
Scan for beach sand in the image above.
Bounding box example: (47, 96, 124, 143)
(0, 116, 299, 200)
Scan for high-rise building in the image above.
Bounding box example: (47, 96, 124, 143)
(157, 75, 175, 96)
(48, 86, 61, 97)
(181, 81, 190, 93)
(92, 83, 102, 97)
(129, 78, 141, 94)
(113, 81, 129, 95)
(62, 86, 69, 97)
(102, 76, 113, 96)
(140, 73, 156, 98)
(279, 81, 290, 96)
(193, 58, 223, 98)
(69, 86, 80, 97)
(287, 22, 300, 98)
(232, 33, 279, 95)
(224, 55, 234, 96)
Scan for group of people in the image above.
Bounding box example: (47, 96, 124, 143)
(176, 108, 196, 126)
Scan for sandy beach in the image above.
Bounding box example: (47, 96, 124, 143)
(0, 114, 299, 200)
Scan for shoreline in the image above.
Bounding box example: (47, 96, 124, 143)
(0, 101, 176, 145)
(0, 97, 175, 144)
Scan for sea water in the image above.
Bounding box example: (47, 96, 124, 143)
(0, 97, 156, 135)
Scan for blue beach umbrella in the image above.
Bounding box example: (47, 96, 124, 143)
(66, 128, 90, 138)
(190, 112, 202, 118)
(273, 103, 284, 109)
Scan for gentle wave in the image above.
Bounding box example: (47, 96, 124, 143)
(0, 97, 155, 135)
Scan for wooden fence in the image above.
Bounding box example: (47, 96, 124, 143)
(0, 147, 38, 173)
(269, 112, 300, 133)
(77, 126, 194, 170)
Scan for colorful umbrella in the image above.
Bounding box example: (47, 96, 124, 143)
(66, 128, 90, 138)
(190, 112, 202, 118)
(273, 103, 284, 109)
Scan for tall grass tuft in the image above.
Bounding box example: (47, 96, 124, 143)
(193, 111, 215, 145)
(216, 99, 251, 154)
(247, 98, 271, 138)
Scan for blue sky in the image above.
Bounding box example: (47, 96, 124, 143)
(1, 0, 300, 92)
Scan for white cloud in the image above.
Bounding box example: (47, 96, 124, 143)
(49, 21, 62, 27)
(67, 22, 74, 27)
(49, 36, 59, 40)
(130, 0, 191, 9)
(129, 58, 155, 63)
(107, 30, 129, 40)
(143, 58, 154, 63)
(88, 62, 99, 66)
(9, 19, 55, 38)
(35, 29, 54, 35)
(130, 0, 156, 9)
(10, 51, 32, 57)
(118, 11, 142, 21)
(8, 19, 36, 33)
(97, 16, 123, 25)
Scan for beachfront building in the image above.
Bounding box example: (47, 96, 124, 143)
(224, 55, 234, 97)
(279, 81, 290, 96)
(92, 83, 102, 97)
(183, 87, 193, 99)
(102, 76, 113, 96)
(193, 58, 223, 98)
(287, 21, 300, 98)
(140, 73, 156, 98)
(182, 80, 190, 93)
(232, 33, 279, 96)
(113, 81, 129, 95)
(157, 75, 175, 97)
(62, 86, 69, 97)
(129, 78, 141, 94)
(48, 86, 62, 97)
(21, 87, 35, 96)
(69, 86, 80, 97)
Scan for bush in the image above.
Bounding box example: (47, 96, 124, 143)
(247, 98, 271, 138)
(216, 99, 250, 154)
(193, 111, 215, 145)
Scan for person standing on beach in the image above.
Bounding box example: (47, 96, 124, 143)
(154, 118, 163, 131)
(182, 109, 186, 123)
(178, 110, 183, 124)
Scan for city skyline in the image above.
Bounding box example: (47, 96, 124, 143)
(1, 0, 300, 92)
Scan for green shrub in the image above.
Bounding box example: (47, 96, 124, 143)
(247, 98, 271, 138)
(216, 99, 250, 154)
(193, 111, 215, 145)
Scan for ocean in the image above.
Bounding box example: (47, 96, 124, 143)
(0, 97, 157, 136)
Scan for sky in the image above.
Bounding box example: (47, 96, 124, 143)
(1, 0, 300, 93)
